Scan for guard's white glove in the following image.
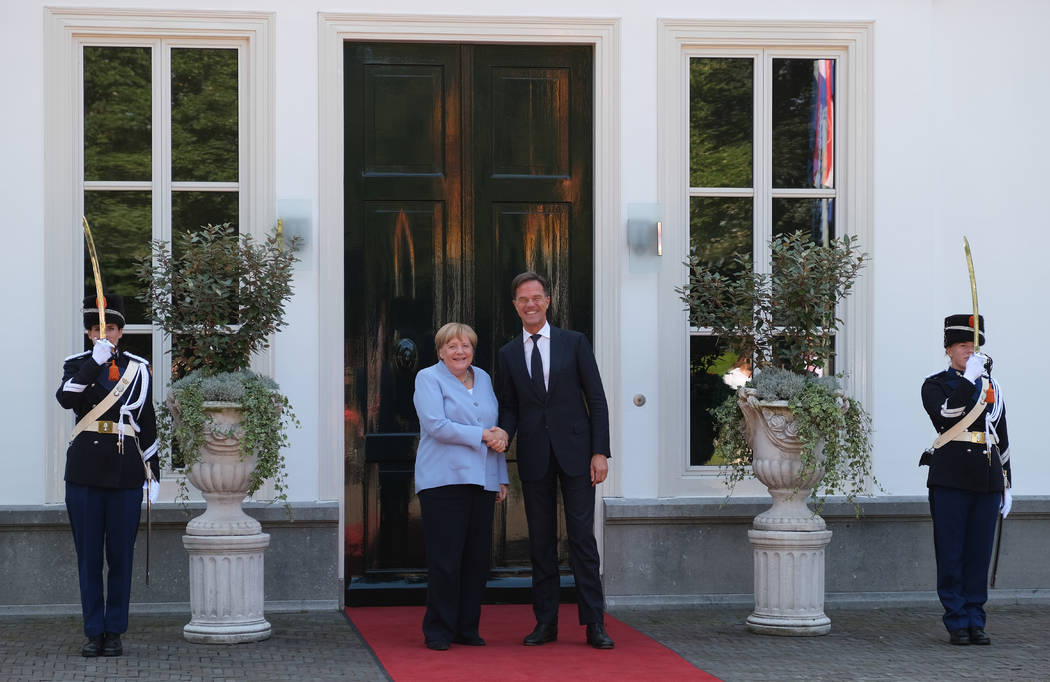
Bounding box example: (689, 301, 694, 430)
(143, 479, 159, 504)
(1000, 488, 1012, 519)
(91, 338, 114, 365)
(963, 354, 984, 383)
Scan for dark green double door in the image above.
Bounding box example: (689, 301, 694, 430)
(343, 42, 594, 601)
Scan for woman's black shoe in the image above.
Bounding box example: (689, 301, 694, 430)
(452, 634, 486, 646)
(425, 639, 450, 651)
(949, 629, 970, 645)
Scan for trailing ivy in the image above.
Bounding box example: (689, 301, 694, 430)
(155, 370, 299, 506)
(711, 367, 875, 512)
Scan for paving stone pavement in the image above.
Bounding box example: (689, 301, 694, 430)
(1, 603, 1047, 681)
(615, 603, 1050, 682)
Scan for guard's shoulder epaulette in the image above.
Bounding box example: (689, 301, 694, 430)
(124, 352, 150, 366)
(63, 350, 91, 363)
(924, 369, 949, 381)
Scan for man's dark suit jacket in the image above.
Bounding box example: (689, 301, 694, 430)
(497, 325, 610, 481)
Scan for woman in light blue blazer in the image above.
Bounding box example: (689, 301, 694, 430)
(414, 322, 509, 651)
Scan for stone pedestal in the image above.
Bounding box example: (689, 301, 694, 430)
(747, 529, 833, 636)
(737, 387, 842, 636)
(180, 401, 271, 643)
(182, 533, 272, 643)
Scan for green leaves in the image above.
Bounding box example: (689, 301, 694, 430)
(136, 222, 300, 377)
(679, 231, 866, 374)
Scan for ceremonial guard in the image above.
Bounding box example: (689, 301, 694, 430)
(56, 294, 159, 657)
(920, 314, 1011, 646)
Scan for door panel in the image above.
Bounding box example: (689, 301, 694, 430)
(345, 41, 593, 600)
(489, 67, 570, 177)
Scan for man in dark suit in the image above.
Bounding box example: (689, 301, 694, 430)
(497, 271, 614, 649)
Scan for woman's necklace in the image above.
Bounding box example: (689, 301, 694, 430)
(458, 367, 473, 388)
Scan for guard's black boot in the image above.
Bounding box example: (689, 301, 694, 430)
(102, 632, 123, 657)
(968, 627, 991, 645)
(81, 635, 104, 657)
(949, 629, 970, 645)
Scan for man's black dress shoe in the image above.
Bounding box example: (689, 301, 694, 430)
(586, 623, 615, 649)
(949, 629, 970, 645)
(523, 623, 557, 646)
(968, 627, 991, 645)
(425, 639, 450, 651)
(102, 632, 123, 656)
(81, 635, 104, 657)
(452, 634, 486, 646)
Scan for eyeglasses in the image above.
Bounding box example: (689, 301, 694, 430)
(514, 296, 548, 306)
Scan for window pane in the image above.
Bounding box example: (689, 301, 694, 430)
(84, 46, 152, 181)
(690, 196, 753, 276)
(83, 191, 152, 324)
(172, 191, 239, 235)
(772, 198, 835, 244)
(171, 48, 239, 182)
(690, 335, 749, 467)
(772, 58, 835, 189)
(689, 58, 753, 188)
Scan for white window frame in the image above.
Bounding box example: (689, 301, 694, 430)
(44, 9, 275, 504)
(656, 20, 873, 497)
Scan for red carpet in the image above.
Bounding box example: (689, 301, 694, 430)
(346, 604, 720, 681)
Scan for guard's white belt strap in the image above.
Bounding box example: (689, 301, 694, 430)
(933, 379, 988, 450)
(69, 361, 142, 441)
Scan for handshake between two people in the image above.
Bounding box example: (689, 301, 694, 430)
(483, 426, 509, 453)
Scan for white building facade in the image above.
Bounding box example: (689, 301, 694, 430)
(2, 0, 1049, 612)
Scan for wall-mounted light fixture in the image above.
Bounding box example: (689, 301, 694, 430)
(627, 203, 662, 272)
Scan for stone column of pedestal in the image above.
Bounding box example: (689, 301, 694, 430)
(746, 529, 833, 636)
(181, 402, 271, 643)
(183, 533, 271, 643)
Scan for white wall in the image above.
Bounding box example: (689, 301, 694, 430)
(3, 0, 1048, 506)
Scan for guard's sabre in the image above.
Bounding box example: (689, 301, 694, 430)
(965, 236, 1007, 585)
(963, 236, 980, 353)
(82, 217, 107, 335)
(991, 514, 1003, 588)
(143, 461, 153, 586)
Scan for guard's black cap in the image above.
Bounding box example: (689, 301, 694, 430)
(83, 294, 126, 330)
(944, 314, 984, 347)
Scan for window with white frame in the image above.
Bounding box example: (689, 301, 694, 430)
(81, 40, 243, 366)
(688, 52, 839, 467)
(657, 21, 872, 494)
(44, 10, 274, 502)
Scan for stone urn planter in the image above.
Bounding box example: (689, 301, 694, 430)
(737, 388, 835, 636)
(181, 401, 271, 644)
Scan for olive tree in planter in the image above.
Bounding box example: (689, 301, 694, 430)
(679, 231, 873, 636)
(137, 222, 300, 643)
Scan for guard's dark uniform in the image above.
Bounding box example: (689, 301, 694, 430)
(56, 295, 159, 655)
(921, 314, 1011, 642)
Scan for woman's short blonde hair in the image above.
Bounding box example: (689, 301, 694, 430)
(434, 322, 478, 355)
